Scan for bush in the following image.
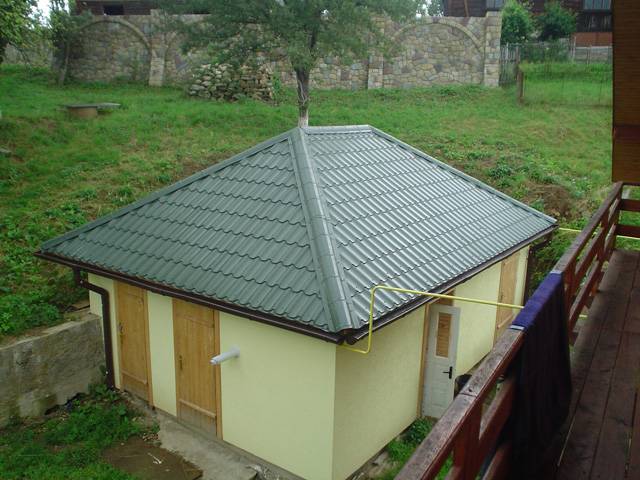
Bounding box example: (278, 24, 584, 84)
(501, 0, 535, 45)
(537, 1, 576, 41)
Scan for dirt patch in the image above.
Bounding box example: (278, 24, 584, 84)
(103, 436, 202, 480)
(526, 183, 573, 220)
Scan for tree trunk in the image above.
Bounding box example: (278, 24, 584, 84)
(57, 42, 70, 86)
(295, 68, 310, 127)
(0, 38, 7, 65)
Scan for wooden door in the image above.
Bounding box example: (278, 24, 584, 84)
(116, 282, 152, 401)
(173, 299, 220, 438)
(495, 254, 519, 341)
(422, 304, 460, 418)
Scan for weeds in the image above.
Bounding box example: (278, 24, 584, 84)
(0, 385, 146, 480)
(375, 418, 452, 480)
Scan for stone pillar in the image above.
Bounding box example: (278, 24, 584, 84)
(148, 10, 167, 87)
(366, 53, 384, 90)
(483, 11, 502, 87)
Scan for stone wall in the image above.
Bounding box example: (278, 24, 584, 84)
(3, 43, 53, 68)
(276, 14, 501, 89)
(0, 310, 105, 427)
(67, 11, 501, 89)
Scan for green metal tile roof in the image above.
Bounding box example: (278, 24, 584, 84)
(41, 126, 556, 334)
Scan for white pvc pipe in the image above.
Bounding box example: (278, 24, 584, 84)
(210, 346, 240, 365)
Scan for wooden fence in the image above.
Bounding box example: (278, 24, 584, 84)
(499, 44, 520, 86)
(396, 182, 639, 480)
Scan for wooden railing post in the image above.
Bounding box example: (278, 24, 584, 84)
(563, 258, 576, 319)
(453, 401, 482, 480)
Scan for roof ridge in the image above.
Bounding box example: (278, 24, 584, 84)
(368, 126, 557, 225)
(41, 129, 297, 252)
(302, 125, 372, 134)
(289, 128, 357, 332)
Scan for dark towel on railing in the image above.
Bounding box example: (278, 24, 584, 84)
(509, 272, 572, 479)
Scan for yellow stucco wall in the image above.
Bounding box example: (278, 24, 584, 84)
(331, 306, 425, 480)
(88, 273, 120, 389)
(147, 292, 177, 416)
(453, 247, 529, 375)
(218, 312, 337, 480)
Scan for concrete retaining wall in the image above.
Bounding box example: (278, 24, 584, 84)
(0, 310, 105, 427)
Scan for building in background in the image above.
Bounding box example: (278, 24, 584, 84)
(444, 0, 612, 46)
(75, 0, 155, 15)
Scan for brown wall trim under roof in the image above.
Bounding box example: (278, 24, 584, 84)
(35, 224, 555, 345)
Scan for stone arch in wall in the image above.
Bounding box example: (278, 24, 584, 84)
(162, 32, 202, 85)
(383, 18, 484, 88)
(69, 17, 152, 83)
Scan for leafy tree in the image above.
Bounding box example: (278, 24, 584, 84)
(537, 1, 576, 41)
(164, 0, 419, 126)
(0, 0, 39, 63)
(48, 0, 91, 84)
(501, 0, 534, 45)
(426, 0, 443, 16)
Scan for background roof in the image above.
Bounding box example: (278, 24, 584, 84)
(41, 126, 556, 334)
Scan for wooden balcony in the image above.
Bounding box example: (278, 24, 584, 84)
(395, 182, 640, 480)
(554, 248, 640, 479)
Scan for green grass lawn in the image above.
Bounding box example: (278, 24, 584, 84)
(0, 385, 149, 480)
(0, 64, 612, 338)
(520, 62, 612, 107)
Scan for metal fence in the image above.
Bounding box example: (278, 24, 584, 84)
(500, 39, 612, 86)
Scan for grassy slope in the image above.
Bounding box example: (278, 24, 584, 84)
(0, 65, 612, 337)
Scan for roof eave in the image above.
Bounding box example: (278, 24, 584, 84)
(343, 223, 558, 344)
(34, 250, 345, 344)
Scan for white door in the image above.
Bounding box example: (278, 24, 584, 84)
(422, 304, 461, 418)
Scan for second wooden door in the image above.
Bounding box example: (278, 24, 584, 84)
(173, 299, 221, 437)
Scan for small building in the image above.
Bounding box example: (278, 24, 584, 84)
(38, 126, 555, 480)
(444, 0, 612, 46)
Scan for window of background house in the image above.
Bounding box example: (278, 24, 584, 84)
(103, 4, 124, 15)
(584, 0, 612, 10)
(486, 0, 504, 10)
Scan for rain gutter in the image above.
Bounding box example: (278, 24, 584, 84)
(34, 251, 344, 344)
(35, 224, 556, 348)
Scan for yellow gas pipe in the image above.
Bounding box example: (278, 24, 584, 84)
(558, 226, 640, 241)
(342, 285, 526, 355)
(341, 284, 587, 355)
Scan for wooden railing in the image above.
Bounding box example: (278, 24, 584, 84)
(396, 182, 640, 480)
(554, 181, 622, 331)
